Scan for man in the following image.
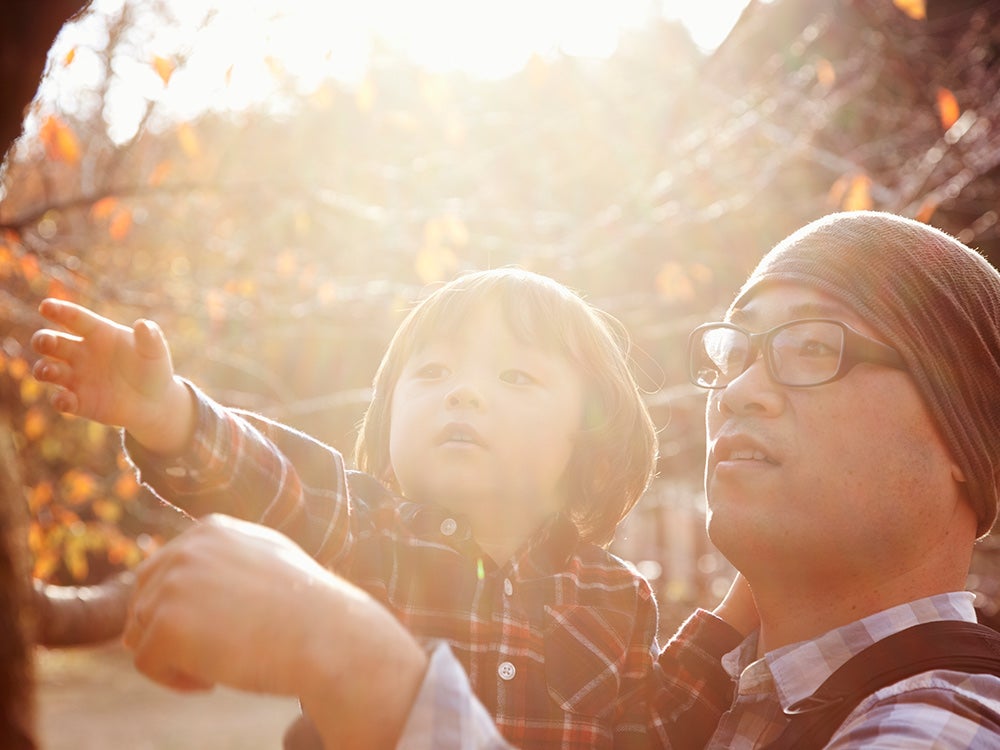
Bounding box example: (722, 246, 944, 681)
(689, 210, 1000, 747)
(118, 211, 1000, 748)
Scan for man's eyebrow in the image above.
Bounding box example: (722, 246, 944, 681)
(729, 300, 851, 326)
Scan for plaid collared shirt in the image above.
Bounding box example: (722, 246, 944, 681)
(126, 382, 739, 749)
(706, 592, 1000, 749)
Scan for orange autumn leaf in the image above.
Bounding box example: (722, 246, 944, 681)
(91, 196, 118, 220)
(0, 244, 13, 277)
(61, 469, 98, 505)
(916, 197, 939, 223)
(936, 87, 960, 130)
(19, 253, 40, 281)
(842, 174, 873, 211)
(152, 55, 175, 85)
(655, 262, 696, 302)
(113, 472, 140, 501)
(148, 159, 172, 186)
(63, 47, 76, 66)
(33, 550, 60, 580)
(7, 356, 29, 380)
(40, 115, 81, 164)
(816, 59, 836, 88)
(108, 208, 133, 241)
(23, 406, 48, 441)
(29, 482, 54, 513)
(893, 0, 926, 19)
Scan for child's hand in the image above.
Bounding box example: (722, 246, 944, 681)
(712, 573, 759, 636)
(30, 298, 193, 454)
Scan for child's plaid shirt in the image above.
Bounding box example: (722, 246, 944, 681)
(125, 382, 740, 749)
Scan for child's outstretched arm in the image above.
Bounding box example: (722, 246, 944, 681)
(30, 298, 194, 455)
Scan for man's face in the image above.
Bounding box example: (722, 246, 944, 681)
(704, 282, 965, 580)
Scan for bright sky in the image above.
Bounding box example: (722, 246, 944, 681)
(47, 0, 754, 142)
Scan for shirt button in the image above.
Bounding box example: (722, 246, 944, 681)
(440, 518, 458, 536)
(498, 661, 516, 681)
(504, 578, 513, 596)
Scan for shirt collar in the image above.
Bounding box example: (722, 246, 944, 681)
(722, 591, 978, 710)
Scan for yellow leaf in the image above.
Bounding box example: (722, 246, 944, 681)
(177, 123, 201, 157)
(22, 406, 47, 441)
(152, 55, 175, 85)
(414, 242, 458, 284)
(936, 87, 960, 130)
(356, 76, 376, 113)
(40, 115, 80, 164)
(443, 215, 469, 247)
(92, 498, 122, 523)
(19, 375, 43, 405)
(893, 0, 926, 20)
(264, 56, 285, 78)
(8, 356, 28, 380)
(842, 174, 873, 211)
(65, 544, 89, 581)
(64, 47, 76, 66)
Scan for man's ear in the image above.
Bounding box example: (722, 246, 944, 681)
(950, 462, 966, 483)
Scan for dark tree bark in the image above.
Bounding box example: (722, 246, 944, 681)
(1, 3, 91, 748)
(0, 424, 37, 749)
(0, 0, 91, 160)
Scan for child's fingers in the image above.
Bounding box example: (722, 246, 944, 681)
(32, 359, 72, 388)
(50, 387, 79, 415)
(30, 329, 82, 361)
(132, 319, 169, 362)
(38, 298, 124, 337)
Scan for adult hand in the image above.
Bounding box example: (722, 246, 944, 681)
(124, 514, 428, 748)
(31, 298, 193, 454)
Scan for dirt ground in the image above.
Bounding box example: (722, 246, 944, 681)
(36, 641, 300, 749)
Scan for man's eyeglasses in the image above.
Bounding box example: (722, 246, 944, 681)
(688, 318, 907, 389)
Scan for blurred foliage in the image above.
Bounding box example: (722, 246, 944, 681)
(1, 0, 999, 625)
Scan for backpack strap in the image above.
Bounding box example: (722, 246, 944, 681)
(761, 620, 1000, 750)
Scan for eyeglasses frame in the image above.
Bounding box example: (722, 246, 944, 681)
(688, 317, 908, 389)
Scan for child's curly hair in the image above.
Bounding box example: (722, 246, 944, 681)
(355, 268, 657, 547)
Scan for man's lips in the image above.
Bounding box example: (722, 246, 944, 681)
(436, 423, 487, 447)
(710, 434, 779, 467)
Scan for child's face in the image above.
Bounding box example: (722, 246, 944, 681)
(388, 302, 585, 528)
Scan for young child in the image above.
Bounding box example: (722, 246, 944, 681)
(31, 269, 741, 749)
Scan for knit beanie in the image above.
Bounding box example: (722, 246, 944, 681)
(729, 211, 1000, 538)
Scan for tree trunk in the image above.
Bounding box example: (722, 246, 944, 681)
(0, 424, 37, 749)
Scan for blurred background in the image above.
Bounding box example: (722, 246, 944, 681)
(2, 0, 1000, 744)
